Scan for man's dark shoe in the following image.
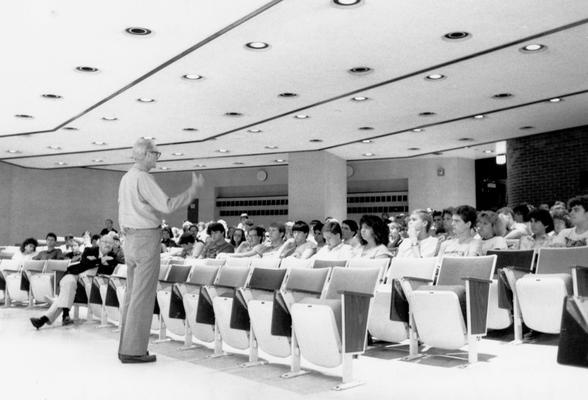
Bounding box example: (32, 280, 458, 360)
(62, 316, 74, 326)
(119, 353, 157, 364)
(30, 317, 46, 330)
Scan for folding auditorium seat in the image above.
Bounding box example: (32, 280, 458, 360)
(557, 265, 588, 367)
(249, 257, 281, 269)
(155, 264, 192, 342)
(21, 260, 47, 306)
(29, 259, 70, 306)
(291, 266, 381, 390)
(247, 267, 330, 376)
(224, 258, 252, 268)
(367, 257, 437, 355)
(207, 265, 251, 356)
(345, 258, 390, 283)
(409, 255, 497, 364)
(1, 260, 27, 306)
(516, 246, 588, 334)
(104, 264, 127, 326)
(311, 259, 347, 269)
(486, 249, 535, 342)
(279, 258, 312, 269)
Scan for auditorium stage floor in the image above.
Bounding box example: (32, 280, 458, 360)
(0, 306, 584, 400)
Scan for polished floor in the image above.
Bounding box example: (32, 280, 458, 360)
(0, 305, 585, 400)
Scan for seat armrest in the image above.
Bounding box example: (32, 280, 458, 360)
(337, 290, 374, 298)
(462, 277, 492, 335)
(401, 276, 434, 291)
(340, 291, 373, 354)
(571, 265, 588, 297)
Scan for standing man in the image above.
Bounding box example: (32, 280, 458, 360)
(117, 138, 204, 363)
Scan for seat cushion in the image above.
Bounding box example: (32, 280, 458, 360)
(417, 284, 466, 322)
(299, 297, 342, 338)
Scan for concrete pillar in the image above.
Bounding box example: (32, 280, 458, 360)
(288, 151, 347, 221)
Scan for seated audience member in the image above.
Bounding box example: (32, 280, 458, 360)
(476, 211, 508, 255)
(284, 221, 295, 240)
(437, 205, 482, 259)
(354, 215, 393, 259)
(200, 222, 234, 259)
(29, 235, 119, 329)
(237, 213, 249, 230)
(552, 195, 588, 247)
(311, 221, 326, 249)
(230, 228, 246, 249)
(110, 234, 125, 264)
(498, 207, 530, 239)
(81, 231, 92, 247)
(12, 238, 39, 263)
(100, 218, 118, 236)
(396, 209, 439, 258)
(551, 209, 572, 236)
(431, 210, 445, 237)
(161, 226, 178, 251)
(308, 219, 321, 243)
(33, 232, 64, 260)
(280, 221, 317, 259)
(178, 232, 205, 259)
(513, 204, 531, 224)
(387, 222, 403, 250)
(550, 200, 567, 213)
(64, 240, 83, 263)
(520, 208, 555, 250)
(90, 234, 101, 248)
(61, 235, 75, 253)
(313, 221, 353, 260)
(196, 222, 208, 242)
(341, 219, 361, 248)
(441, 207, 456, 239)
(231, 226, 266, 256)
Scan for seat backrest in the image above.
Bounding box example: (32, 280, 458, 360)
(0, 252, 15, 260)
(45, 259, 70, 272)
(280, 258, 312, 269)
(224, 258, 252, 268)
(536, 246, 588, 274)
(158, 264, 170, 280)
(387, 257, 437, 283)
(284, 267, 330, 294)
(250, 257, 281, 269)
(248, 267, 287, 291)
(204, 258, 226, 267)
(214, 265, 250, 289)
(346, 258, 390, 282)
(0, 259, 20, 271)
(187, 264, 221, 286)
(437, 255, 497, 286)
(164, 264, 192, 283)
(486, 249, 535, 271)
(324, 267, 381, 300)
(112, 264, 127, 278)
(312, 259, 347, 269)
(22, 260, 46, 272)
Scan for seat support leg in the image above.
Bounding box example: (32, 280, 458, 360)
(281, 333, 309, 378)
(240, 332, 267, 368)
(333, 354, 364, 391)
(207, 323, 226, 358)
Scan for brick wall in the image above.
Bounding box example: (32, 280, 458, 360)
(507, 125, 588, 206)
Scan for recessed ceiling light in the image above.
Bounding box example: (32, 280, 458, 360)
(137, 97, 155, 103)
(47, 145, 62, 150)
(309, 139, 323, 143)
(333, 0, 362, 5)
(216, 149, 229, 153)
(412, 128, 424, 132)
(245, 42, 269, 50)
(351, 96, 369, 101)
(247, 129, 262, 133)
(443, 31, 471, 41)
(141, 136, 155, 140)
(172, 152, 184, 156)
(42, 94, 62, 99)
(519, 126, 535, 130)
(182, 74, 203, 80)
(15, 114, 33, 119)
(294, 114, 309, 119)
(6, 149, 21, 154)
(473, 114, 485, 119)
(225, 112, 242, 117)
(233, 162, 245, 165)
(75, 66, 99, 73)
(265, 145, 278, 149)
(408, 147, 420, 151)
(358, 126, 374, 130)
(520, 44, 546, 53)
(92, 141, 106, 145)
(419, 112, 436, 116)
(348, 66, 372, 74)
(548, 97, 562, 103)
(92, 159, 103, 163)
(62, 126, 78, 131)
(278, 92, 298, 98)
(125, 27, 152, 36)
(102, 116, 118, 121)
(194, 164, 206, 168)
(458, 137, 475, 142)
(183, 128, 198, 132)
(362, 152, 375, 157)
(274, 159, 286, 163)
(361, 139, 373, 144)
(55, 162, 67, 166)
(492, 93, 513, 99)
(483, 150, 494, 154)
(159, 166, 170, 170)
(425, 74, 446, 81)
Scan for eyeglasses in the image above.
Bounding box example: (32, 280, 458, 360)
(148, 150, 161, 159)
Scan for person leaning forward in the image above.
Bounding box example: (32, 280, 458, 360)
(117, 138, 204, 364)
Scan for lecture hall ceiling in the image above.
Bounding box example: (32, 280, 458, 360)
(1, 0, 588, 172)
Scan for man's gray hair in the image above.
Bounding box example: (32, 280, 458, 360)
(132, 138, 155, 161)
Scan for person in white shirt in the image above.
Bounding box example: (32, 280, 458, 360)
(396, 210, 439, 258)
(499, 207, 530, 240)
(476, 211, 508, 255)
(12, 238, 39, 264)
(341, 219, 361, 248)
(280, 220, 317, 259)
(354, 215, 393, 259)
(552, 195, 588, 247)
(313, 221, 353, 260)
(234, 226, 265, 254)
(438, 205, 482, 260)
